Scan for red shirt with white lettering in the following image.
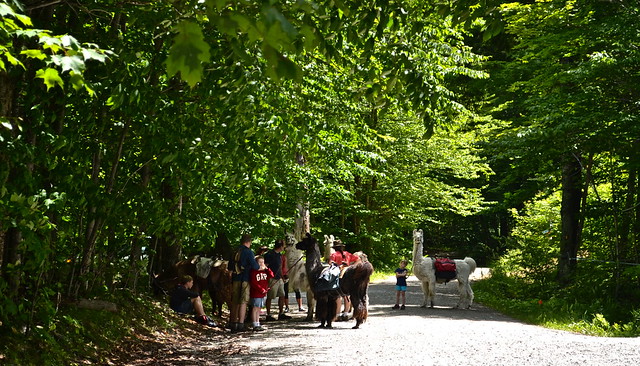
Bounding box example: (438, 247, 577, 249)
(250, 268, 274, 299)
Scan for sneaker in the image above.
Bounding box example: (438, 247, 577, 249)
(278, 313, 292, 320)
(284, 306, 290, 313)
(253, 325, 266, 331)
(232, 323, 246, 333)
(400, 305, 406, 310)
(196, 315, 216, 327)
(392, 304, 400, 310)
(206, 319, 218, 327)
(265, 315, 276, 322)
(298, 307, 307, 312)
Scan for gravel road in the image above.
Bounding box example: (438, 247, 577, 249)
(218, 269, 640, 366)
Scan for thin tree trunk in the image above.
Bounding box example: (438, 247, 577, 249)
(557, 152, 583, 286)
(294, 151, 310, 242)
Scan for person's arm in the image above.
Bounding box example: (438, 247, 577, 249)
(281, 255, 288, 277)
(247, 250, 260, 271)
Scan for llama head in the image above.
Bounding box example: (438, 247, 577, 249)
(285, 233, 297, 248)
(323, 234, 334, 247)
(413, 229, 423, 245)
(296, 232, 317, 251)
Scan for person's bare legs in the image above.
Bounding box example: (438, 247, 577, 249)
(265, 296, 273, 317)
(191, 296, 206, 317)
(238, 303, 248, 324)
(251, 304, 260, 325)
(278, 296, 285, 315)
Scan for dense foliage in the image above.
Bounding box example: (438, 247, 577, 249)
(1, 0, 639, 361)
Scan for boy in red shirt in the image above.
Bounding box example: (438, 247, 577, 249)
(250, 255, 273, 331)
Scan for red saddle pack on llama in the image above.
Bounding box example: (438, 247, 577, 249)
(434, 258, 456, 280)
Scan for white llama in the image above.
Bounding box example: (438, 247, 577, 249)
(323, 234, 335, 262)
(412, 229, 476, 309)
(285, 233, 315, 321)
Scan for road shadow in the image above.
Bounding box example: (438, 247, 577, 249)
(367, 272, 522, 324)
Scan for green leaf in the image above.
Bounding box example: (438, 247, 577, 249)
(4, 52, 24, 68)
(35, 68, 64, 90)
(0, 3, 16, 17)
(165, 21, 211, 87)
(69, 72, 85, 91)
(51, 55, 85, 73)
(81, 48, 107, 63)
(20, 49, 47, 60)
(60, 35, 80, 50)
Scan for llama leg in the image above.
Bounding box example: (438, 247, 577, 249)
(306, 291, 314, 321)
(456, 279, 466, 308)
(460, 278, 473, 308)
(428, 281, 436, 308)
(352, 320, 361, 329)
(326, 296, 337, 328)
(420, 281, 429, 308)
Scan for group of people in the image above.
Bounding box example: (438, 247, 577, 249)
(169, 233, 411, 330)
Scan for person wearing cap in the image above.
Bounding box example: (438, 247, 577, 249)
(329, 239, 352, 321)
(329, 239, 351, 266)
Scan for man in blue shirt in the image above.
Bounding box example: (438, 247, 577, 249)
(228, 234, 260, 332)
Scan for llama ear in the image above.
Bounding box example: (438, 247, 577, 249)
(419, 229, 423, 234)
(324, 235, 329, 240)
(330, 235, 334, 241)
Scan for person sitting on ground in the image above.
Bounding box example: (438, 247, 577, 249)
(249, 255, 273, 331)
(169, 275, 217, 327)
(264, 239, 292, 321)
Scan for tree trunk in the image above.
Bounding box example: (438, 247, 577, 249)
(294, 151, 310, 242)
(127, 162, 150, 290)
(149, 178, 182, 275)
(557, 153, 583, 286)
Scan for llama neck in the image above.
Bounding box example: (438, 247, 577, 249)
(305, 244, 323, 278)
(413, 236, 425, 265)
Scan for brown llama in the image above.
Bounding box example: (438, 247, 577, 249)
(152, 257, 232, 317)
(296, 233, 373, 329)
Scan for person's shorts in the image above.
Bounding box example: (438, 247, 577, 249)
(174, 299, 194, 314)
(395, 285, 407, 292)
(267, 278, 285, 299)
(231, 281, 251, 305)
(250, 297, 266, 308)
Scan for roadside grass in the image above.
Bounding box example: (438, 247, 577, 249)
(370, 270, 394, 283)
(0, 291, 177, 365)
(472, 272, 640, 337)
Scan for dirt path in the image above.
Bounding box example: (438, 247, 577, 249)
(110, 269, 640, 365)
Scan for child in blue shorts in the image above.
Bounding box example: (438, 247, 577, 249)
(392, 260, 408, 310)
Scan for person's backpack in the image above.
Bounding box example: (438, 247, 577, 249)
(434, 258, 457, 280)
(230, 248, 244, 275)
(315, 263, 341, 292)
